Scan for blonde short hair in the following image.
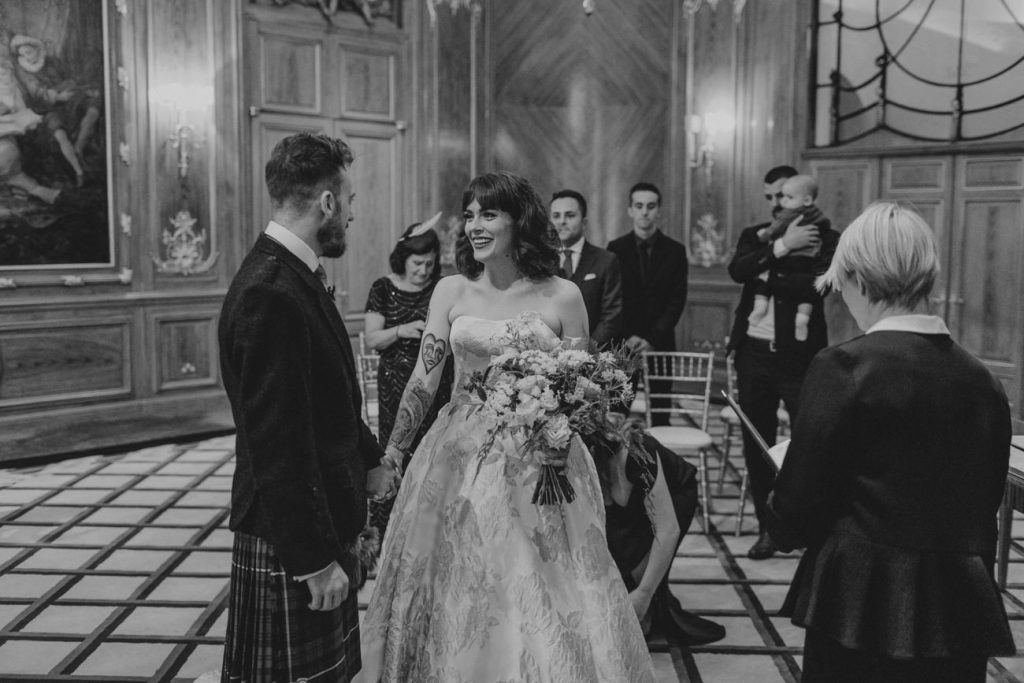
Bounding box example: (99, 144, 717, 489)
(816, 201, 939, 308)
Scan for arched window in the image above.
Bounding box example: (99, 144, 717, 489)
(813, 0, 1024, 146)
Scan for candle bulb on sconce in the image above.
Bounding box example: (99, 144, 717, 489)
(148, 82, 213, 180)
(688, 111, 735, 185)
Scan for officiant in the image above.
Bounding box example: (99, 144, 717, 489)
(765, 201, 1013, 683)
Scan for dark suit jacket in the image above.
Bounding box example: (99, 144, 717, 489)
(726, 222, 838, 371)
(567, 240, 622, 347)
(219, 234, 384, 576)
(606, 230, 688, 351)
(767, 331, 1013, 658)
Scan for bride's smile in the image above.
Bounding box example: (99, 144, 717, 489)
(463, 199, 513, 261)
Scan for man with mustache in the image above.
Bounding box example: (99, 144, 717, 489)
(726, 165, 838, 560)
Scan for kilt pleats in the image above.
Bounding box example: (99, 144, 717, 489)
(222, 532, 361, 683)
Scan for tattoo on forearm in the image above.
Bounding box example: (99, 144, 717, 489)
(420, 334, 447, 374)
(389, 377, 433, 452)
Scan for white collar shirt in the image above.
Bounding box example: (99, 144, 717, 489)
(265, 221, 321, 274)
(866, 314, 950, 335)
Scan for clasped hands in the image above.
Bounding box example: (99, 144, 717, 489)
(367, 446, 404, 501)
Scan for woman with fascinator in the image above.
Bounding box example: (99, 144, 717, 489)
(584, 413, 726, 647)
(363, 215, 453, 536)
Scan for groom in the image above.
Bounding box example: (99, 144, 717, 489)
(218, 132, 399, 682)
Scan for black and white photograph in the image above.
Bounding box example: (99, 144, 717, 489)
(0, 1, 1022, 681)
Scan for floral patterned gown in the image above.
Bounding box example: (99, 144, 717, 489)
(361, 312, 655, 682)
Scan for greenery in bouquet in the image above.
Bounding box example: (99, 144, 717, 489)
(462, 337, 641, 505)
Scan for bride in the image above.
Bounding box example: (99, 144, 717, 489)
(360, 172, 655, 682)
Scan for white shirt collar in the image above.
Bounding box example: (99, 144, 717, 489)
(562, 236, 584, 254)
(265, 221, 320, 273)
(866, 314, 950, 335)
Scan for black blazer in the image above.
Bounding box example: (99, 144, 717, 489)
(726, 222, 838, 371)
(767, 330, 1013, 658)
(567, 240, 623, 347)
(607, 230, 688, 351)
(219, 234, 384, 576)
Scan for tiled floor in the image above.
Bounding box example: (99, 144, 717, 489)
(1, 435, 1022, 682)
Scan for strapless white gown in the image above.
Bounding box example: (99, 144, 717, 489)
(361, 312, 655, 682)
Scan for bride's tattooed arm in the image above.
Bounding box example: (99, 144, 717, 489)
(384, 289, 456, 462)
(389, 376, 434, 454)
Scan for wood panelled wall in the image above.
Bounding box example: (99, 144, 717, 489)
(484, 0, 685, 250)
(680, 0, 813, 353)
(0, 0, 242, 463)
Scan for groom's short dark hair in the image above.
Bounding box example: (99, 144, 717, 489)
(265, 133, 354, 210)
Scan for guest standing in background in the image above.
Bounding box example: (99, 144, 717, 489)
(550, 189, 623, 347)
(767, 201, 1014, 682)
(727, 165, 838, 560)
(607, 182, 689, 426)
(363, 218, 453, 537)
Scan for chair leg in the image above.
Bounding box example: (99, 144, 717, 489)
(717, 425, 732, 494)
(700, 447, 711, 520)
(735, 469, 748, 537)
(691, 448, 708, 534)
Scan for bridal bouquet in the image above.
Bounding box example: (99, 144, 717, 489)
(463, 338, 639, 505)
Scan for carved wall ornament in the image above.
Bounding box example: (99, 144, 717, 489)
(115, 0, 127, 15)
(0, 278, 16, 289)
(426, 0, 480, 25)
(266, 0, 397, 26)
(152, 209, 219, 276)
(118, 267, 133, 284)
(119, 142, 130, 165)
(117, 66, 129, 91)
(120, 212, 132, 236)
(61, 275, 86, 287)
(689, 212, 732, 267)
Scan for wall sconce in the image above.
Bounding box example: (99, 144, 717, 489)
(149, 83, 214, 179)
(688, 111, 735, 184)
(149, 81, 218, 276)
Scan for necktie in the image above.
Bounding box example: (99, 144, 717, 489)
(560, 249, 574, 279)
(314, 264, 334, 297)
(639, 242, 651, 285)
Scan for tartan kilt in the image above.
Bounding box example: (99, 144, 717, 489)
(222, 532, 361, 683)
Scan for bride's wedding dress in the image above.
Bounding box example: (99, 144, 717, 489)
(361, 311, 655, 682)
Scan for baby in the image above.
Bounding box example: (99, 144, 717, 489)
(747, 174, 831, 342)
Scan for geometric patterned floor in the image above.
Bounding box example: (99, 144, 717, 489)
(1, 435, 1022, 682)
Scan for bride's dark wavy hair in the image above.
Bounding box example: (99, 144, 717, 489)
(456, 172, 560, 280)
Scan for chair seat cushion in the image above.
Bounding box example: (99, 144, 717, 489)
(647, 426, 713, 452)
(719, 406, 740, 425)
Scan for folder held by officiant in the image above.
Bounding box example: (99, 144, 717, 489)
(721, 390, 788, 474)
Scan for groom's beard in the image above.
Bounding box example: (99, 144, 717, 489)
(318, 214, 347, 258)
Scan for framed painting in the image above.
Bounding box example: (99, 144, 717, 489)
(0, 0, 121, 283)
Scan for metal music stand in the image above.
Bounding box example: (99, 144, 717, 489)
(720, 390, 780, 475)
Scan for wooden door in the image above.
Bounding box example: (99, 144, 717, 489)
(245, 13, 407, 322)
(951, 155, 1024, 406)
(330, 120, 403, 316)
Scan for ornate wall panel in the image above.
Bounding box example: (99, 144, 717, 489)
(257, 30, 324, 114)
(0, 318, 131, 409)
(486, 0, 681, 249)
(150, 310, 220, 392)
(0, 0, 242, 463)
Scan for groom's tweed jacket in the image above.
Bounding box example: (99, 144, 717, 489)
(219, 234, 384, 576)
